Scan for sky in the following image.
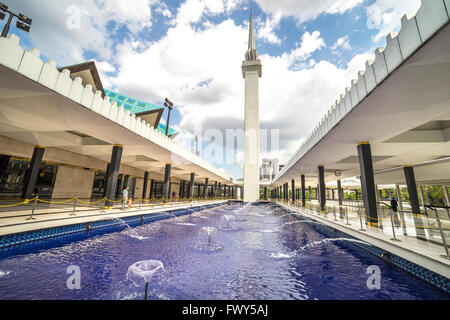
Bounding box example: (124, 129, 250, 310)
(3, 0, 422, 180)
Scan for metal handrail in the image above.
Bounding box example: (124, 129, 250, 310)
(425, 205, 450, 260)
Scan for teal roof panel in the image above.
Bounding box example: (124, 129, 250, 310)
(105, 89, 179, 136)
(105, 89, 163, 115)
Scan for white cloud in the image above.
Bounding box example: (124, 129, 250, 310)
(254, 0, 364, 22)
(256, 13, 282, 45)
(286, 31, 326, 67)
(331, 36, 352, 54)
(155, 2, 173, 18)
(171, 0, 242, 25)
(95, 61, 116, 89)
(366, 0, 421, 43)
(15, 0, 381, 178)
(9, 0, 160, 65)
(105, 7, 372, 170)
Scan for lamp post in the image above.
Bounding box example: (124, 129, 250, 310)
(163, 98, 174, 137)
(0, 3, 32, 37)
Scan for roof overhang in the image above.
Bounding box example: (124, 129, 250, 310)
(272, 17, 450, 188)
(0, 65, 234, 185)
(58, 61, 105, 98)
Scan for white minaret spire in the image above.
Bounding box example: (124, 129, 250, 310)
(245, 9, 258, 61)
(242, 10, 262, 203)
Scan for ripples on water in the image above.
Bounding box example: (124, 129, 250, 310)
(0, 204, 448, 300)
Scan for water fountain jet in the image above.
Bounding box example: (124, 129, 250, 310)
(219, 215, 238, 231)
(193, 227, 223, 252)
(126, 260, 164, 300)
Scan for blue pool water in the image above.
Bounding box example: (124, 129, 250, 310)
(0, 203, 448, 300)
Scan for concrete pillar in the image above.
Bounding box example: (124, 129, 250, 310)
(291, 179, 295, 204)
(309, 186, 312, 201)
(301, 175, 306, 207)
(163, 164, 171, 199)
(142, 172, 149, 199)
(22, 146, 46, 199)
(395, 184, 403, 210)
(179, 180, 184, 198)
(198, 183, 202, 198)
(318, 165, 326, 212)
(337, 180, 343, 206)
(264, 187, 267, 200)
(357, 142, 378, 227)
(104, 145, 123, 207)
(188, 173, 195, 198)
(122, 175, 129, 190)
(287, 183, 289, 201)
(404, 166, 426, 238)
(203, 178, 209, 198)
(150, 179, 155, 198)
(443, 185, 450, 207)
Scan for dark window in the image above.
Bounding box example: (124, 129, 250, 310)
(0, 158, 57, 199)
(91, 171, 106, 200)
(150, 181, 164, 199)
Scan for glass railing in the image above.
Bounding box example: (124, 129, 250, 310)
(273, 198, 450, 260)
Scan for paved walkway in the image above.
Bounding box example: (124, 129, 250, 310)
(276, 201, 450, 279)
(0, 200, 229, 237)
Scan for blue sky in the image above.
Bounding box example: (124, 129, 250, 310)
(3, 0, 422, 180)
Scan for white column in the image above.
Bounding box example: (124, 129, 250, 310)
(395, 184, 404, 210)
(418, 185, 427, 214)
(243, 69, 260, 203)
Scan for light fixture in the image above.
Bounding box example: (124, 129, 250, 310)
(16, 20, 30, 32)
(18, 13, 32, 25)
(0, 4, 32, 37)
(163, 98, 174, 136)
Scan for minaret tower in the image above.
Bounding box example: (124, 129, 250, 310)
(242, 10, 262, 203)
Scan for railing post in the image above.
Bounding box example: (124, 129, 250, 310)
(390, 211, 400, 241)
(26, 196, 38, 220)
(431, 207, 450, 260)
(70, 198, 77, 216)
(345, 207, 351, 225)
(359, 209, 366, 231)
(400, 210, 408, 236)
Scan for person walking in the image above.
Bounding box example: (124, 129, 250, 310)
(391, 197, 400, 226)
(391, 197, 398, 213)
(122, 186, 129, 210)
